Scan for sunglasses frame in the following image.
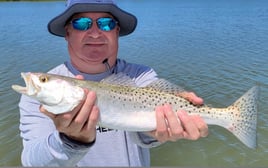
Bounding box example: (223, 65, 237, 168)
(70, 17, 118, 32)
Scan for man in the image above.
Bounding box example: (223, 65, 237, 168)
(19, 0, 208, 166)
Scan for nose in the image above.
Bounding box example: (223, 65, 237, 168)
(86, 22, 101, 38)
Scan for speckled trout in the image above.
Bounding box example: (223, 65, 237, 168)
(12, 72, 258, 149)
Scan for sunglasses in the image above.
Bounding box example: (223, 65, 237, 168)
(70, 17, 118, 32)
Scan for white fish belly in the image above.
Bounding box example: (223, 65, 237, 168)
(97, 94, 156, 131)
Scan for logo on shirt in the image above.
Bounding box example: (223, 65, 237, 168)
(96, 126, 114, 133)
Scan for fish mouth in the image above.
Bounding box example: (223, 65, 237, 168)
(12, 72, 39, 96)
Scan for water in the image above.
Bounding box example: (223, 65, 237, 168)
(0, 0, 268, 166)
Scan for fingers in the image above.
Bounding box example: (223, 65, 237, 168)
(83, 105, 99, 142)
(177, 110, 209, 140)
(40, 105, 57, 118)
(40, 89, 99, 143)
(163, 105, 184, 141)
(73, 91, 95, 125)
(179, 92, 204, 106)
(40, 90, 87, 129)
(177, 110, 199, 140)
(39, 74, 98, 143)
(68, 91, 99, 142)
(155, 105, 184, 142)
(70, 91, 97, 131)
(155, 106, 169, 142)
(192, 114, 209, 137)
(75, 75, 84, 80)
(151, 104, 208, 143)
(75, 91, 99, 135)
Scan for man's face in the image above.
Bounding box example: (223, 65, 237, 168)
(65, 12, 120, 74)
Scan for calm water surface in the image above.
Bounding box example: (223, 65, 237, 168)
(0, 0, 268, 166)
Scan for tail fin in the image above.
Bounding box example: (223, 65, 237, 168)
(228, 86, 259, 149)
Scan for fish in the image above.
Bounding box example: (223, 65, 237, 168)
(12, 72, 258, 149)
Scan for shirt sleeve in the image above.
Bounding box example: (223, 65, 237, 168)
(19, 95, 90, 166)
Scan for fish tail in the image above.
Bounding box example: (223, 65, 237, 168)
(227, 86, 259, 149)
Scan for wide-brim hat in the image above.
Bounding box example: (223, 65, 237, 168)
(48, 0, 137, 37)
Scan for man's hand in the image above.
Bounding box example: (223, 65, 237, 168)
(40, 75, 99, 143)
(148, 91, 208, 143)
(178, 91, 204, 106)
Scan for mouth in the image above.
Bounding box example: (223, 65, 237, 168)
(85, 43, 105, 47)
(84, 40, 107, 46)
(11, 72, 38, 96)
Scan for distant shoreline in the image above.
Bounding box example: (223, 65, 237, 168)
(0, 0, 64, 1)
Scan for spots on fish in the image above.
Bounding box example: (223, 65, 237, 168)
(103, 82, 258, 148)
(107, 85, 257, 146)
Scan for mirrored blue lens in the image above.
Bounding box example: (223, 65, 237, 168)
(97, 18, 117, 31)
(72, 18, 92, 31)
(71, 17, 117, 32)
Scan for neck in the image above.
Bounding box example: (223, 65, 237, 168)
(70, 58, 116, 74)
(65, 61, 116, 81)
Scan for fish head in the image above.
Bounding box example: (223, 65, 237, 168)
(12, 72, 42, 97)
(12, 72, 85, 114)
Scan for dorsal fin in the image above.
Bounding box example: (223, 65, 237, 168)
(145, 78, 185, 95)
(100, 73, 137, 87)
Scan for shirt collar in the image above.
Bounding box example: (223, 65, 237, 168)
(64, 61, 116, 81)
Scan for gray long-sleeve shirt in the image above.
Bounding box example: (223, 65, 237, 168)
(19, 59, 161, 167)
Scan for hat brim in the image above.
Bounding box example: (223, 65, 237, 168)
(48, 3, 137, 37)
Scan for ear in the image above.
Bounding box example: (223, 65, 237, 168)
(116, 26, 120, 36)
(64, 26, 70, 40)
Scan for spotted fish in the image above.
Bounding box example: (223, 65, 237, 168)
(12, 72, 258, 148)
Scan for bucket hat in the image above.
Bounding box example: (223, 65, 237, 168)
(48, 0, 137, 37)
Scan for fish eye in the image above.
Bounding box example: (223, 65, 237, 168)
(39, 76, 49, 83)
